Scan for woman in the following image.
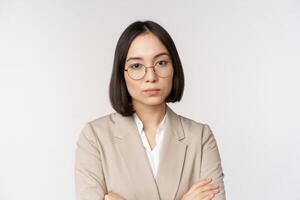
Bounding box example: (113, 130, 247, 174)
(75, 20, 226, 200)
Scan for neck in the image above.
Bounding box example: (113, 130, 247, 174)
(133, 101, 166, 130)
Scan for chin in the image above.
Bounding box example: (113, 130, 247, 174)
(137, 97, 166, 106)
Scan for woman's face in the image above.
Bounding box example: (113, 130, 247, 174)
(124, 32, 173, 108)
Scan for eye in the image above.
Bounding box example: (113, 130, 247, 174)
(157, 60, 168, 66)
(129, 63, 143, 69)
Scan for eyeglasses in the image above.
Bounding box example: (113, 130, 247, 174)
(124, 60, 173, 80)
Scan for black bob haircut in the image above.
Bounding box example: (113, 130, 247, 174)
(109, 20, 185, 116)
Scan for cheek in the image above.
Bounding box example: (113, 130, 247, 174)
(165, 76, 173, 93)
(124, 74, 140, 96)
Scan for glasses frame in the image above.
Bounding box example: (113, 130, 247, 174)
(124, 61, 173, 80)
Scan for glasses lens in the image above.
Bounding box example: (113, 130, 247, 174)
(128, 64, 145, 80)
(155, 61, 173, 78)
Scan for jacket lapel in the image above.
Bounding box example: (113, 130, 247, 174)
(155, 105, 187, 200)
(113, 105, 187, 200)
(113, 111, 160, 199)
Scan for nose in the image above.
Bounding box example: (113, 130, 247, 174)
(144, 66, 158, 82)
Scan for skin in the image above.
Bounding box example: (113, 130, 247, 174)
(105, 32, 220, 200)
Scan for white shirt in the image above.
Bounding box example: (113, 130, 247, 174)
(132, 112, 166, 178)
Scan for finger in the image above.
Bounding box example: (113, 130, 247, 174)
(188, 181, 217, 196)
(198, 190, 217, 200)
(186, 178, 212, 194)
(188, 187, 219, 200)
(201, 189, 220, 199)
(202, 192, 216, 200)
(198, 183, 219, 193)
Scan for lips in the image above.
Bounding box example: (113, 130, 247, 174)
(144, 88, 160, 92)
(144, 88, 160, 95)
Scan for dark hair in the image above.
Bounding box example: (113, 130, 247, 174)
(109, 20, 185, 116)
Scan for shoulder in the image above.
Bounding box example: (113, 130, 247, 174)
(176, 114, 214, 145)
(88, 111, 117, 127)
(78, 111, 118, 139)
(177, 114, 211, 133)
(83, 111, 121, 137)
(174, 114, 218, 155)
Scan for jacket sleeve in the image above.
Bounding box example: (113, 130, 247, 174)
(200, 124, 226, 200)
(75, 122, 107, 200)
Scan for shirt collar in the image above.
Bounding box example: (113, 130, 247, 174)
(132, 112, 167, 134)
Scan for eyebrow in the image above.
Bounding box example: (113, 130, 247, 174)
(126, 52, 170, 62)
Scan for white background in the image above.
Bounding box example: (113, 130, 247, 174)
(0, 0, 299, 199)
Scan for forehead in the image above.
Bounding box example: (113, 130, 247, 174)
(126, 32, 169, 59)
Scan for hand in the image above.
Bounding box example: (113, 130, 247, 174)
(104, 192, 126, 200)
(181, 178, 220, 200)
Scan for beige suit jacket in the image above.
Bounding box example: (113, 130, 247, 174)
(75, 105, 226, 200)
